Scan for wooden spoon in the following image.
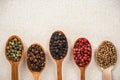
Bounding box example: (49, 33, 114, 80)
(27, 43, 46, 80)
(49, 30, 68, 80)
(95, 41, 117, 80)
(73, 38, 92, 80)
(5, 35, 24, 80)
(101, 66, 113, 80)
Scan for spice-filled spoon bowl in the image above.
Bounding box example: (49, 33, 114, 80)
(5, 35, 24, 80)
(27, 43, 46, 80)
(49, 30, 68, 80)
(95, 41, 117, 80)
(73, 38, 92, 80)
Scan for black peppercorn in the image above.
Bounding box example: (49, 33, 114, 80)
(27, 44, 46, 72)
(49, 31, 68, 60)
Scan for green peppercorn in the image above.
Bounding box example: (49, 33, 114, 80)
(6, 37, 23, 62)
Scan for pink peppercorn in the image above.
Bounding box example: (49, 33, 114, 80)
(73, 38, 92, 67)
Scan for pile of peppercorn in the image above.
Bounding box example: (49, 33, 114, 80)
(96, 41, 117, 69)
(27, 44, 46, 72)
(49, 31, 68, 60)
(73, 38, 92, 67)
(6, 38, 23, 62)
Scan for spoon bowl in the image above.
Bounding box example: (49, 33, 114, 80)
(49, 30, 68, 80)
(27, 43, 46, 80)
(73, 38, 92, 80)
(5, 35, 24, 80)
(95, 40, 117, 80)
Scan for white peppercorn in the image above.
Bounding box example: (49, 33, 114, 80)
(96, 41, 117, 69)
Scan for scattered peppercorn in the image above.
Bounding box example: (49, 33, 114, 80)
(6, 36, 23, 62)
(73, 38, 92, 67)
(27, 44, 46, 72)
(96, 41, 117, 69)
(49, 31, 68, 60)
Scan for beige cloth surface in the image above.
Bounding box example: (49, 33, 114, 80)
(0, 0, 120, 80)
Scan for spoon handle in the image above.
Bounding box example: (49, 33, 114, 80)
(11, 63, 18, 80)
(33, 73, 39, 80)
(103, 69, 112, 80)
(57, 61, 62, 80)
(108, 70, 112, 80)
(80, 67, 85, 80)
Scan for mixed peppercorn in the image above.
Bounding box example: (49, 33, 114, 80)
(73, 38, 92, 67)
(27, 44, 46, 72)
(5, 34, 118, 75)
(6, 37, 23, 62)
(49, 31, 68, 60)
(96, 41, 117, 69)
